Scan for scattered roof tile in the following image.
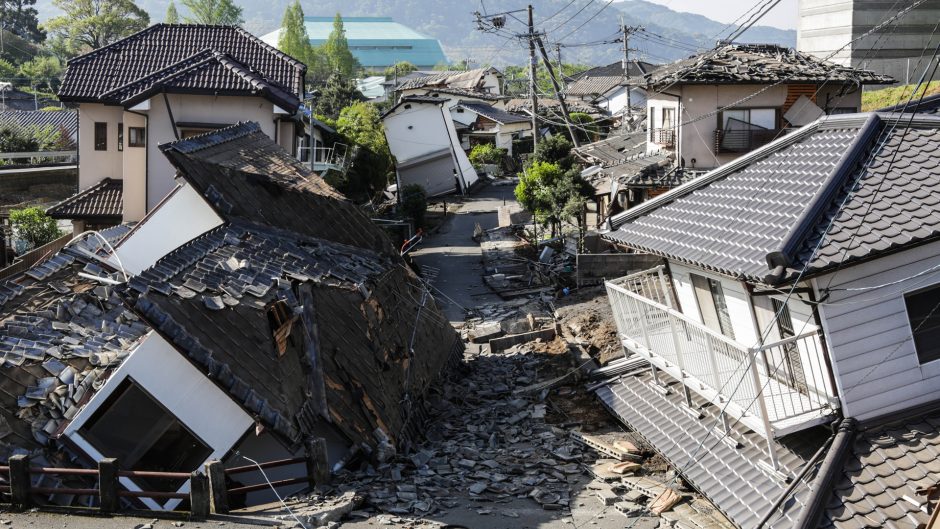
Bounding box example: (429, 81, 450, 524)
(455, 101, 530, 125)
(642, 44, 893, 90)
(396, 67, 500, 91)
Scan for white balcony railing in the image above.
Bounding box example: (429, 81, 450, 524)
(606, 267, 837, 446)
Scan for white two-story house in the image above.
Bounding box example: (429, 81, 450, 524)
(597, 110, 940, 529)
(641, 43, 891, 172)
(50, 24, 307, 232)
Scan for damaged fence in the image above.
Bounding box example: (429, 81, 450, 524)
(0, 452, 323, 517)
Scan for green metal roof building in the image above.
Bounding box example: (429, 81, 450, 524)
(261, 16, 448, 70)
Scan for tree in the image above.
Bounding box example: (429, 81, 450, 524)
(18, 56, 62, 92)
(530, 134, 575, 170)
(400, 184, 427, 228)
(515, 161, 591, 237)
(9, 206, 62, 250)
(181, 0, 243, 25)
(323, 13, 359, 78)
(278, 1, 313, 64)
(44, 0, 150, 55)
(315, 73, 362, 120)
(384, 61, 417, 78)
(0, 59, 16, 79)
(0, 0, 45, 44)
(333, 101, 393, 197)
(165, 1, 179, 23)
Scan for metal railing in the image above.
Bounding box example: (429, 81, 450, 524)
(713, 128, 790, 154)
(606, 268, 836, 446)
(0, 151, 77, 165)
(650, 128, 676, 147)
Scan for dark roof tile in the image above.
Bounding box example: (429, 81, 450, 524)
(47, 178, 122, 220)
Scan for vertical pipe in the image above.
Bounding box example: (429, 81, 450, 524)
(528, 4, 538, 151)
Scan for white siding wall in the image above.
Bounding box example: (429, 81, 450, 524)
(646, 93, 679, 156)
(816, 239, 940, 420)
(667, 262, 761, 347)
(64, 332, 254, 510)
(121, 111, 148, 222)
(113, 182, 223, 275)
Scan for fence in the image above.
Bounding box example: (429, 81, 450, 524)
(0, 151, 77, 165)
(0, 451, 324, 517)
(0, 232, 72, 280)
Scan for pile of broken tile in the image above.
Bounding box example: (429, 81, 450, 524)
(288, 342, 734, 528)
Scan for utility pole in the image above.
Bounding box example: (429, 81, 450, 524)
(555, 43, 566, 90)
(535, 36, 580, 147)
(621, 20, 643, 132)
(528, 4, 538, 151)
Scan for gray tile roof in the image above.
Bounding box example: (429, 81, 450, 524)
(504, 97, 607, 116)
(0, 110, 77, 139)
(574, 132, 648, 166)
(395, 67, 499, 91)
(605, 113, 940, 284)
(455, 101, 530, 125)
(819, 405, 940, 529)
(565, 62, 658, 98)
(47, 178, 123, 220)
(596, 371, 830, 529)
(0, 233, 150, 454)
(643, 44, 893, 90)
(58, 24, 305, 108)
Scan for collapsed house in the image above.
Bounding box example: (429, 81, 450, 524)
(382, 96, 479, 197)
(0, 122, 459, 509)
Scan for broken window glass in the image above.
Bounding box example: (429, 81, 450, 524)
(80, 379, 212, 492)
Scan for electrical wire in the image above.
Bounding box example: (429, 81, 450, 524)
(557, 0, 618, 42)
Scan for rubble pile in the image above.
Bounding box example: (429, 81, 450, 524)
(282, 334, 734, 529)
(479, 226, 575, 298)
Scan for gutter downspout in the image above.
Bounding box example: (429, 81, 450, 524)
(126, 108, 149, 216)
(162, 91, 180, 141)
(791, 418, 857, 529)
(753, 421, 838, 529)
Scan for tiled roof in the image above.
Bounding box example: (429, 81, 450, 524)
(504, 97, 607, 116)
(642, 44, 893, 90)
(877, 92, 940, 116)
(455, 101, 530, 125)
(418, 87, 507, 102)
(605, 113, 940, 284)
(574, 131, 648, 166)
(0, 110, 78, 138)
(0, 233, 150, 455)
(159, 122, 391, 254)
(819, 405, 940, 529)
(568, 60, 659, 83)
(596, 371, 830, 529)
(47, 178, 123, 220)
(565, 62, 658, 98)
(395, 67, 499, 91)
(58, 24, 304, 107)
(100, 50, 300, 111)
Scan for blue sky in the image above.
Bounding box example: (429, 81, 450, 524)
(645, 0, 799, 30)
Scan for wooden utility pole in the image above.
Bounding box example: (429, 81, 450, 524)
(535, 36, 580, 147)
(528, 4, 538, 151)
(621, 20, 643, 131)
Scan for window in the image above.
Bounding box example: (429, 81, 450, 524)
(81, 379, 212, 491)
(905, 284, 940, 364)
(661, 107, 676, 130)
(128, 127, 146, 147)
(690, 273, 735, 339)
(718, 108, 778, 152)
(94, 122, 107, 151)
(118, 123, 124, 151)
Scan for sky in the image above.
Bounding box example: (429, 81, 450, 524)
(644, 0, 799, 30)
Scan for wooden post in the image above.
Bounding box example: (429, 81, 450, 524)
(9, 455, 29, 511)
(98, 458, 119, 513)
(189, 471, 210, 520)
(205, 460, 229, 514)
(306, 437, 330, 486)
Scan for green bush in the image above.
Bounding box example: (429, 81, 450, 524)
(400, 184, 428, 228)
(10, 207, 63, 250)
(468, 143, 506, 166)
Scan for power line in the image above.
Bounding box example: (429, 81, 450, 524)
(558, 0, 618, 42)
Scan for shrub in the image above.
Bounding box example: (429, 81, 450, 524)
(9, 207, 63, 250)
(468, 143, 506, 166)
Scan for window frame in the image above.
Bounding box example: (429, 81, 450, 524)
(94, 122, 108, 151)
(903, 282, 940, 365)
(118, 122, 124, 151)
(690, 273, 736, 340)
(128, 126, 146, 147)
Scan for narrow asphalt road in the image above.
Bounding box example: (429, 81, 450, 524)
(411, 183, 516, 323)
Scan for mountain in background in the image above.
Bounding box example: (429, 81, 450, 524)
(34, 0, 796, 67)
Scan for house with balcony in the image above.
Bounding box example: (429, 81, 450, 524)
(598, 111, 940, 528)
(641, 43, 891, 171)
(51, 24, 307, 233)
(565, 60, 658, 122)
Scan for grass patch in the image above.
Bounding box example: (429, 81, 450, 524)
(862, 80, 940, 111)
